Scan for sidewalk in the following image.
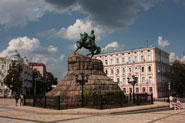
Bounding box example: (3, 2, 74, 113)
(0, 99, 169, 115)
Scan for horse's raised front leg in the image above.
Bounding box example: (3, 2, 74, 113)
(74, 48, 79, 53)
(74, 41, 81, 53)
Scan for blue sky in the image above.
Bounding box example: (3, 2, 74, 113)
(0, 0, 185, 80)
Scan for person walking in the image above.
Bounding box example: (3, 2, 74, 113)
(20, 93, 24, 106)
(15, 93, 19, 106)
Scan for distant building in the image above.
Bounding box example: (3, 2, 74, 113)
(29, 63, 47, 78)
(94, 47, 170, 98)
(0, 51, 39, 97)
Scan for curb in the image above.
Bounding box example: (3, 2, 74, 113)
(3, 102, 169, 115)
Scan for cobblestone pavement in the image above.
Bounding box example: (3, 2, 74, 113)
(0, 99, 184, 123)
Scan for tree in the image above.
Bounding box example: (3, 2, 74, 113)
(170, 60, 185, 97)
(45, 72, 58, 91)
(4, 61, 23, 94)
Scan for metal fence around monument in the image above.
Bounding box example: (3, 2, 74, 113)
(24, 93, 153, 110)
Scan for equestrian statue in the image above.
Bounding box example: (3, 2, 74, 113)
(74, 30, 101, 57)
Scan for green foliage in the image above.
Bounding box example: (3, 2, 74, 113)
(45, 72, 58, 91)
(53, 92, 66, 106)
(59, 92, 65, 99)
(170, 60, 185, 97)
(83, 87, 127, 105)
(4, 61, 23, 93)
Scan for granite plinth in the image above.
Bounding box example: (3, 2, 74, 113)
(46, 53, 119, 105)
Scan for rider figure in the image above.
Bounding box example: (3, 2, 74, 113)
(87, 30, 95, 47)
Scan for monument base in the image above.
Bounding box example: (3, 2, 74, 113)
(46, 53, 120, 106)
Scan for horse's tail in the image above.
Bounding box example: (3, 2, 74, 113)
(95, 47, 101, 55)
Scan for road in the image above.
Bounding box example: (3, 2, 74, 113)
(0, 99, 184, 123)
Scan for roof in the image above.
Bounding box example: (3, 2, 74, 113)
(95, 46, 169, 56)
(29, 63, 46, 67)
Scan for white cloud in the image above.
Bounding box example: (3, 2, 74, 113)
(38, 19, 105, 41)
(0, 36, 59, 65)
(48, 45, 58, 53)
(59, 54, 65, 60)
(0, 0, 57, 28)
(57, 19, 104, 40)
(102, 41, 119, 52)
(158, 36, 170, 48)
(181, 55, 185, 63)
(169, 52, 185, 63)
(0, 36, 40, 57)
(169, 52, 179, 62)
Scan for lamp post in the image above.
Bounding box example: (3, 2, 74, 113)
(75, 73, 89, 107)
(168, 82, 171, 102)
(127, 75, 137, 103)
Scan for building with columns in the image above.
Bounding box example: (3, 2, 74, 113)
(94, 47, 170, 98)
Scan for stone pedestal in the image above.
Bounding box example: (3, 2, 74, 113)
(46, 53, 119, 105)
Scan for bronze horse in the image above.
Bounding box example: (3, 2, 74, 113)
(74, 30, 101, 57)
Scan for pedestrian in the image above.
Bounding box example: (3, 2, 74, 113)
(169, 95, 173, 109)
(176, 98, 184, 110)
(20, 93, 24, 106)
(15, 93, 19, 106)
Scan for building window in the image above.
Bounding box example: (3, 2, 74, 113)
(129, 88, 132, 93)
(123, 78, 126, 84)
(142, 77, 145, 83)
(141, 55, 144, 61)
(116, 58, 119, 64)
(142, 87, 146, 93)
(148, 66, 152, 72)
(117, 78, 120, 83)
(122, 68, 125, 73)
(110, 59, 113, 65)
(136, 88, 139, 93)
(123, 88, 126, 93)
(105, 60, 108, 65)
(111, 69, 114, 74)
(116, 69, 119, 74)
(149, 76, 152, 83)
(148, 54, 151, 61)
(129, 68, 132, 73)
(1, 73, 4, 78)
(128, 56, 131, 63)
(142, 67, 145, 72)
(122, 57, 125, 64)
(149, 87, 153, 93)
(134, 56, 137, 62)
(135, 67, 138, 73)
(1, 65, 4, 70)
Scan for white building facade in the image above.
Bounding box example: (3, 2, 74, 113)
(0, 51, 33, 97)
(94, 47, 170, 98)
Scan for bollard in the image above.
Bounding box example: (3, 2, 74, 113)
(23, 95, 26, 106)
(151, 93, 154, 104)
(120, 92, 123, 107)
(33, 96, 35, 107)
(44, 96, 47, 108)
(129, 93, 132, 102)
(100, 95, 103, 110)
(58, 96, 61, 110)
(136, 94, 140, 105)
